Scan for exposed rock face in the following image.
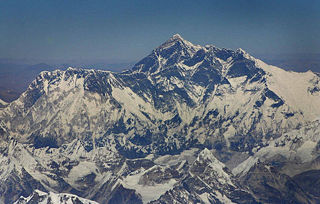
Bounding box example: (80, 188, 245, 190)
(240, 162, 314, 203)
(0, 34, 319, 203)
(292, 170, 320, 200)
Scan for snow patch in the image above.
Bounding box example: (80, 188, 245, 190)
(121, 168, 177, 203)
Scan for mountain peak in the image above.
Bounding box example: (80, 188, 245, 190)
(132, 34, 203, 73)
(159, 34, 199, 50)
(197, 148, 219, 163)
(236, 48, 247, 54)
(171, 33, 183, 40)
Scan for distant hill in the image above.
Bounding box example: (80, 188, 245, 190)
(260, 54, 320, 73)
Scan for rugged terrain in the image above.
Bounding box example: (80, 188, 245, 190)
(0, 34, 320, 203)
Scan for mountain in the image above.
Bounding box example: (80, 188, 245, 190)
(0, 60, 134, 103)
(0, 99, 7, 109)
(14, 190, 98, 204)
(0, 34, 319, 203)
(0, 62, 55, 102)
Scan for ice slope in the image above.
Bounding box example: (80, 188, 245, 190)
(255, 58, 320, 121)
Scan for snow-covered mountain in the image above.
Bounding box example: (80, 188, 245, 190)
(1, 34, 320, 203)
(14, 190, 98, 204)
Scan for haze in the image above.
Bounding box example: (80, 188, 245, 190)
(0, 0, 319, 72)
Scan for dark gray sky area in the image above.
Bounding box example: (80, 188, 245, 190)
(0, 0, 319, 72)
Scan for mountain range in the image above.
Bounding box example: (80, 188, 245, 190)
(0, 34, 320, 203)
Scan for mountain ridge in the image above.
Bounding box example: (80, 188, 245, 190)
(1, 34, 320, 203)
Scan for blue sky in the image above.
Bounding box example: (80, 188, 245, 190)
(0, 0, 319, 62)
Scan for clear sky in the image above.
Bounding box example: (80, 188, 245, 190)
(0, 0, 319, 62)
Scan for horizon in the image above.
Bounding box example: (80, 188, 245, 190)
(0, 33, 319, 73)
(1, 0, 320, 63)
(1, 1, 320, 202)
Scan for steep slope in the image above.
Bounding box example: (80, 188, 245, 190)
(293, 170, 320, 200)
(0, 140, 119, 203)
(233, 119, 320, 177)
(151, 149, 256, 204)
(1, 34, 320, 203)
(239, 161, 314, 203)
